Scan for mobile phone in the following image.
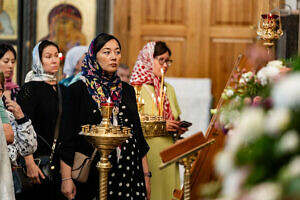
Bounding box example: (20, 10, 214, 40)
(179, 120, 192, 128)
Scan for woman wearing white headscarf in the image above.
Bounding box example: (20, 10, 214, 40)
(60, 46, 88, 87)
(17, 40, 62, 200)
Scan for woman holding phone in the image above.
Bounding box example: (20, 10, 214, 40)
(130, 41, 188, 200)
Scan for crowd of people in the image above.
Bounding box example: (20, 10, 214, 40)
(0, 33, 187, 200)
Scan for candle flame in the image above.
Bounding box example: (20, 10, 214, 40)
(160, 68, 164, 75)
(142, 99, 145, 104)
(164, 86, 166, 92)
(107, 97, 112, 103)
(157, 97, 161, 103)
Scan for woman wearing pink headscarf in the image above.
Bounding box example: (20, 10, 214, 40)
(0, 43, 20, 101)
(130, 41, 187, 200)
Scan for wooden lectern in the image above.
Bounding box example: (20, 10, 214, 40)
(160, 132, 215, 200)
(159, 55, 254, 200)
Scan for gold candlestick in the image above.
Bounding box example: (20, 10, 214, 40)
(137, 99, 145, 114)
(161, 86, 166, 117)
(131, 83, 142, 103)
(159, 68, 164, 116)
(81, 103, 131, 200)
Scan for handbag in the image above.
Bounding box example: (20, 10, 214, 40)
(17, 84, 63, 184)
(19, 154, 54, 182)
(71, 149, 97, 183)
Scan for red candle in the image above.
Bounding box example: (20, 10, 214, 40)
(101, 98, 114, 107)
(261, 14, 278, 19)
(101, 102, 114, 106)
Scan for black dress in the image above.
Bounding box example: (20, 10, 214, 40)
(60, 80, 149, 200)
(17, 81, 61, 200)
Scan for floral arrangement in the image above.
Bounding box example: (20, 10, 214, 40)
(199, 59, 298, 199)
(214, 72, 300, 200)
(217, 60, 287, 133)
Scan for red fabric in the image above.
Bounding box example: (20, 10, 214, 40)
(5, 73, 19, 91)
(130, 42, 174, 120)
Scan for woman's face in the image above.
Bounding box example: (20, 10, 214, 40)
(0, 51, 16, 78)
(153, 51, 170, 78)
(96, 39, 121, 76)
(41, 45, 60, 74)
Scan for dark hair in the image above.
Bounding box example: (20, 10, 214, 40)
(153, 41, 171, 57)
(0, 43, 17, 59)
(0, 72, 4, 89)
(38, 40, 60, 61)
(93, 33, 121, 56)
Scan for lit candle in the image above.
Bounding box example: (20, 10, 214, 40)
(161, 86, 167, 115)
(151, 93, 155, 115)
(157, 97, 161, 116)
(159, 68, 164, 116)
(101, 97, 113, 106)
(141, 99, 145, 114)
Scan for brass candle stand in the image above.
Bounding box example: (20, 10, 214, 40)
(257, 13, 283, 48)
(81, 103, 131, 200)
(180, 154, 197, 200)
(132, 83, 168, 138)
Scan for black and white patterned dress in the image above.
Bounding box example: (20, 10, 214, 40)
(107, 103, 147, 199)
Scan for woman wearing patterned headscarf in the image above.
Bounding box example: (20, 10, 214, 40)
(130, 41, 187, 200)
(17, 40, 62, 200)
(59, 33, 150, 200)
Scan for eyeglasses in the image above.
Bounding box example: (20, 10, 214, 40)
(156, 57, 173, 67)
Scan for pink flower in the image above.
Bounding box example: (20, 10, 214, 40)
(252, 96, 262, 106)
(244, 97, 252, 105)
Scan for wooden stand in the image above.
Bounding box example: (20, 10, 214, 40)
(159, 132, 215, 200)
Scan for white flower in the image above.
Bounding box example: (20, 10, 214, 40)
(243, 182, 282, 200)
(239, 78, 246, 85)
(221, 168, 249, 199)
(234, 108, 265, 141)
(257, 65, 280, 86)
(225, 108, 265, 153)
(226, 128, 243, 153)
(215, 151, 234, 176)
(241, 71, 254, 82)
(264, 108, 290, 134)
(278, 130, 299, 154)
(287, 156, 300, 177)
(272, 73, 300, 108)
(225, 88, 234, 97)
(219, 109, 240, 127)
(267, 60, 284, 69)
